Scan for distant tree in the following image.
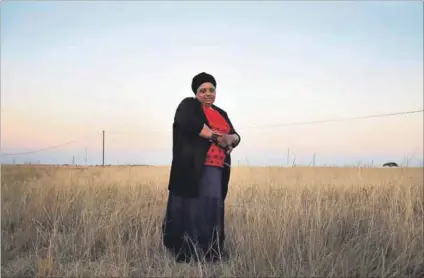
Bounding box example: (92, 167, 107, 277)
(383, 162, 398, 167)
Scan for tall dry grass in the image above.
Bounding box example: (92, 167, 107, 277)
(1, 164, 423, 277)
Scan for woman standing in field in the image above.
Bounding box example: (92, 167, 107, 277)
(162, 72, 241, 263)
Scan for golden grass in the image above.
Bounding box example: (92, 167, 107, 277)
(1, 164, 423, 277)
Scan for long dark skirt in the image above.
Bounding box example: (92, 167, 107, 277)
(162, 166, 226, 262)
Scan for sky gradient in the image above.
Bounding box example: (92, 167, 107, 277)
(1, 1, 423, 166)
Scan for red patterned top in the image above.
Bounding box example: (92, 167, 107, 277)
(203, 105, 231, 168)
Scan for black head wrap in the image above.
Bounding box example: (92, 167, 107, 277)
(191, 72, 217, 94)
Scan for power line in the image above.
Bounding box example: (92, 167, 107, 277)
(241, 108, 424, 130)
(0, 132, 98, 156)
(1, 108, 422, 156)
(106, 108, 423, 135)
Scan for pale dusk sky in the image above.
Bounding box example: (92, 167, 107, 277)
(1, 1, 423, 166)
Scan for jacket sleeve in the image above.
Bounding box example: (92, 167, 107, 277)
(174, 97, 204, 136)
(224, 112, 241, 148)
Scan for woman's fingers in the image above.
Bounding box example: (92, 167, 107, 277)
(217, 136, 226, 145)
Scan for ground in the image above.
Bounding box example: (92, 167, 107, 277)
(1, 165, 423, 277)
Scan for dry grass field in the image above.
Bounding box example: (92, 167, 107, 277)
(1, 164, 423, 277)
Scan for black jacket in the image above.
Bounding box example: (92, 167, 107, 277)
(167, 97, 241, 200)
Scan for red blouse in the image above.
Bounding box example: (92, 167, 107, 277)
(203, 105, 231, 168)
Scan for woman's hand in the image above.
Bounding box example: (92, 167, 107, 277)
(217, 134, 238, 148)
(200, 124, 219, 139)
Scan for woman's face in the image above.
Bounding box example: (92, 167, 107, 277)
(195, 82, 216, 107)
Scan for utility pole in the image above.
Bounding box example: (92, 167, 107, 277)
(102, 130, 105, 166)
(84, 147, 88, 165)
(313, 153, 316, 167)
(286, 148, 290, 167)
(72, 156, 75, 165)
